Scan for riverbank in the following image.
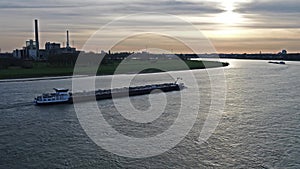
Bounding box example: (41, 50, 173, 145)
(0, 75, 89, 83)
(0, 60, 229, 80)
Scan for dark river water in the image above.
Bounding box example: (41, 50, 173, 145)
(0, 59, 299, 168)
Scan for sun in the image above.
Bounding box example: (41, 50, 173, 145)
(213, 0, 246, 26)
(215, 11, 244, 25)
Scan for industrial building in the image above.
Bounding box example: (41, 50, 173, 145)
(13, 19, 77, 60)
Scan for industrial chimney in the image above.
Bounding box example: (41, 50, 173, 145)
(66, 30, 70, 48)
(34, 19, 40, 59)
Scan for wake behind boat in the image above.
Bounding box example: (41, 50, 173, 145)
(34, 80, 185, 105)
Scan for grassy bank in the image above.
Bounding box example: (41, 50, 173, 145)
(0, 60, 229, 79)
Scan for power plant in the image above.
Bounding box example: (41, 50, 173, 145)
(13, 19, 77, 60)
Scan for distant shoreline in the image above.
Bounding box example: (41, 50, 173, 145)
(0, 60, 229, 81)
(0, 75, 88, 83)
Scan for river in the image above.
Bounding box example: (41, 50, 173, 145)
(0, 59, 299, 168)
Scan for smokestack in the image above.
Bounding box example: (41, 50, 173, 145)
(35, 19, 40, 59)
(66, 30, 70, 48)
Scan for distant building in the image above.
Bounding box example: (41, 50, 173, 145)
(45, 42, 61, 57)
(13, 49, 25, 59)
(13, 39, 39, 60)
(26, 40, 38, 59)
(44, 41, 77, 59)
(46, 42, 61, 50)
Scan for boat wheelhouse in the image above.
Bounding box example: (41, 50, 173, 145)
(35, 88, 71, 105)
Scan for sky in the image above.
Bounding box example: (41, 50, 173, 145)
(0, 0, 299, 53)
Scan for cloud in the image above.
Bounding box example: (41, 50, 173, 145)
(232, 14, 300, 29)
(226, 0, 300, 30)
(238, 0, 300, 13)
(0, 0, 223, 37)
(0, 0, 222, 14)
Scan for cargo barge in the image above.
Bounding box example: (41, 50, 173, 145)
(34, 80, 184, 105)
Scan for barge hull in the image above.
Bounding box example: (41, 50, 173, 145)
(70, 85, 181, 103)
